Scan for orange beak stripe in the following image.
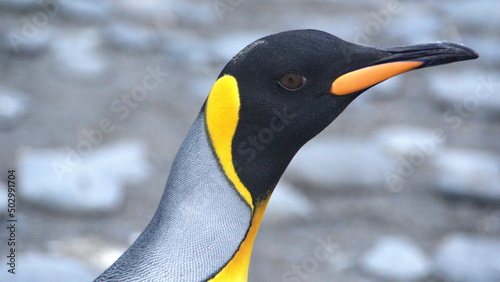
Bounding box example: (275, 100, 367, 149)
(330, 61, 424, 95)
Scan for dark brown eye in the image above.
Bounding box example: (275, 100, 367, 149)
(278, 72, 306, 91)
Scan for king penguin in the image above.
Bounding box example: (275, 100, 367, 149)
(95, 29, 477, 281)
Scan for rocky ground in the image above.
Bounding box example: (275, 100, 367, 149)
(0, 0, 499, 281)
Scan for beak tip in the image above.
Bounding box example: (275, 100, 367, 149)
(439, 41, 479, 60)
(414, 41, 479, 68)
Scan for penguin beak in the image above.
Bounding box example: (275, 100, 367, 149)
(330, 42, 479, 96)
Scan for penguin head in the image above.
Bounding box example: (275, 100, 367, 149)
(207, 29, 478, 203)
(222, 30, 377, 147)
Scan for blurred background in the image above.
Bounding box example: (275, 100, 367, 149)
(0, 0, 499, 281)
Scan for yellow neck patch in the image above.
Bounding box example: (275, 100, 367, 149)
(205, 75, 254, 210)
(209, 199, 270, 282)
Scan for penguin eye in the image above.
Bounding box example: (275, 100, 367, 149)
(278, 72, 306, 91)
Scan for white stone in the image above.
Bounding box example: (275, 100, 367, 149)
(364, 75, 404, 100)
(104, 23, 161, 54)
(286, 138, 395, 188)
(360, 236, 431, 281)
(428, 70, 500, 115)
(0, 86, 29, 130)
(264, 180, 314, 222)
(18, 141, 151, 213)
(0, 87, 28, 117)
(432, 148, 500, 202)
(1, 29, 52, 55)
(162, 32, 213, 67)
(115, 0, 176, 23)
(434, 233, 500, 282)
(168, 2, 217, 26)
(93, 247, 125, 272)
(0, 253, 96, 281)
(0, 183, 7, 215)
(374, 125, 445, 159)
(284, 15, 359, 42)
(190, 76, 216, 100)
(0, 0, 39, 10)
(52, 28, 109, 81)
(58, 0, 114, 23)
(386, 6, 441, 45)
(211, 32, 268, 63)
(439, 0, 500, 30)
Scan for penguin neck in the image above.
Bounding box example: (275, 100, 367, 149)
(158, 112, 258, 280)
(209, 198, 270, 281)
(97, 113, 255, 281)
(157, 111, 272, 281)
(198, 102, 278, 279)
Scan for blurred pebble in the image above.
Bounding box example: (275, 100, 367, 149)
(360, 236, 431, 281)
(385, 5, 440, 44)
(428, 70, 500, 117)
(93, 247, 125, 272)
(52, 28, 109, 81)
(364, 75, 403, 100)
(432, 148, 500, 202)
(103, 22, 161, 54)
(0, 86, 29, 131)
(286, 138, 394, 188)
(58, 0, 114, 24)
(116, 1, 215, 28)
(0, 0, 39, 11)
(189, 76, 216, 100)
(291, 15, 358, 42)
(18, 141, 151, 213)
(461, 36, 500, 67)
(0, 29, 51, 56)
(47, 237, 126, 272)
(434, 233, 500, 282)
(374, 125, 445, 159)
(264, 180, 314, 222)
(0, 253, 96, 282)
(0, 183, 7, 215)
(439, 0, 500, 30)
(115, 0, 176, 24)
(162, 32, 213, 67)
(211, 32, 268, 63)
(168, 2, 217, 27)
